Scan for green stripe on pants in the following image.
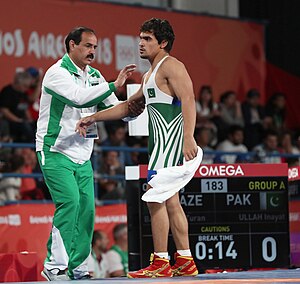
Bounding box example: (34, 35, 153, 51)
(37, 151, 95, 279)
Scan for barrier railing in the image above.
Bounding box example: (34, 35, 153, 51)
(0, 142, 299, 203)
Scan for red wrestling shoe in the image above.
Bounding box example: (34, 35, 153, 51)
(127, 253, 172, 278)
(171, 252, 198, 277)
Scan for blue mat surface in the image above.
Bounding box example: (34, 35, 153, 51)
(196, 269, 300, 279)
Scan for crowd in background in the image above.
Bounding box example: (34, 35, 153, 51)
(0, 68, 299, 279)
(0, 69, 300, 203)
(88, 224, 128, 278)
(194, 85, 300, 166)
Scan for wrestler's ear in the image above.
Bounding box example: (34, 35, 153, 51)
(160, 40, 168, 49)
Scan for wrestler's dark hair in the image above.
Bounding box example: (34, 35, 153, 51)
(65, 26, 96, 53)
(140, 18, 175, 52)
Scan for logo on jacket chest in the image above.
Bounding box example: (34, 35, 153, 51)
(89, 77, 99, 86)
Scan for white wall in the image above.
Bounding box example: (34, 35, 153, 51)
(172, 0, 239, 17)
(97, 0, 239, 17)
(98, 0, 168, 8)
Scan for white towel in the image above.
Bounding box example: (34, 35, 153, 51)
(142, 146, 203, 203)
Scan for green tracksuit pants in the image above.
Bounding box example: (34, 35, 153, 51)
(37, 151, 95, 279)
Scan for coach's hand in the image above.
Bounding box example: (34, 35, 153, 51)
(114, 64, 136, 89)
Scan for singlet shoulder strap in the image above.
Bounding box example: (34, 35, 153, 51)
(143, 55, 169, 87)
(153, 55, 169, 73)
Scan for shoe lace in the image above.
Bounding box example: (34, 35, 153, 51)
(149, 253, 154, 264)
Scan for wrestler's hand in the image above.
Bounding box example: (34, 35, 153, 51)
(183, 136, 198, 161)
(75, 116, 96, 137)
(128, 96, 145, 117)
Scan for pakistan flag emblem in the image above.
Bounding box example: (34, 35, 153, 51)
(147, 88, 156, 98)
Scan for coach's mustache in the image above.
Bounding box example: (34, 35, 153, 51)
(87, 54, 94, 60)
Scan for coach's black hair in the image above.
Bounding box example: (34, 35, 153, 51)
(65, 26, 95, 53)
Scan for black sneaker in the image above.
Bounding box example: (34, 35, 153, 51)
(41, 268, 69, 281)
(76, 274, 92, 280)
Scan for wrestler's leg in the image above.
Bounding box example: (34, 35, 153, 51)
(166, 192, 189, 249)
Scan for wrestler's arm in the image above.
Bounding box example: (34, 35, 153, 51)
(75, 86, 144, 136)
(164, 58, 198, 161)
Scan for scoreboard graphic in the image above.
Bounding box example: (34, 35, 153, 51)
(126, 163, 290, 271)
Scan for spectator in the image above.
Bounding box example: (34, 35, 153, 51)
(278, 130, 300, 163)
(98, 151, 124, 200)
(128, 141, 142, 166)
(25, 67, 43, 125)
(265, 92, 287, 132)
(101, 122, 132, 167)
(195, 86, 219, 139)
(241, 89, 266, 149)
(99, 150, 124, 174)
(0, 115, 13, 171)
(0, 154, 24, 201)
(195, 86, 219, 145)
(252, 129, 281, 163)
(0, 114, 12, 143)
(194, 127, 215, 164)
(216, 125, 248, 163)
(16, 148, 44, 200)
(287, 158, 299, 167)
(218, 91, 244, 142)
(295, 132, 300, 159)
(87, 230, 110, 278)
(0, 71, 35, 142)
(135, 136, 148, 165)
(288, 134, 300, 166)
(0, 148, 12, 172)
(106, 223, 128, 277)
(126, 136, 148, 165)
(196, 86, 218, 121)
